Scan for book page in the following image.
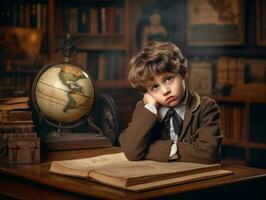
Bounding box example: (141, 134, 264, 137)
(50, 152, 128, 177)
(127, 170, 233, 192)
(92, 160, 221, 185)
(50, 152, 221, 184)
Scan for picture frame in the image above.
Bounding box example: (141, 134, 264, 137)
(0, 26, 42, 65)
(187, 0, 244, 46)
(188, 59, 213, 95)
(135, 0, 177, 49)
(256, 0, 266, 46)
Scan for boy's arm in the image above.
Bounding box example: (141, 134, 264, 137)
(119, 101, 172, 161)
(176, 99, 223, 164)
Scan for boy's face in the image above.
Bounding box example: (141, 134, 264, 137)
(146, 72, 185, 107)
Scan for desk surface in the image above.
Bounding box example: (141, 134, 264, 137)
(0, 147, 266, 200)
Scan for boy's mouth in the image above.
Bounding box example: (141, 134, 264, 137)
(165, 96, 175, 103)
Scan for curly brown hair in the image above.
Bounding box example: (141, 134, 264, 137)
(128, 41, 187, 92)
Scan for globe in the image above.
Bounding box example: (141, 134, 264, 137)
(33, 63, 95, 123)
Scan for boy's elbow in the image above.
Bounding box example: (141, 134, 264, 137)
(119, 133, 146, 161)
(199, 146, 221, 164)
(200, 155, 219, 164)
(122, 148, 146, 161)
(124, 153, 142, 161)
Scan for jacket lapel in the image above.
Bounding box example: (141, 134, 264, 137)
(179, 89, 201, 140)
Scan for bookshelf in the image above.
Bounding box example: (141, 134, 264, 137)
(0, 71, 36, 98)
(0, 0, 265, 168)
(0, 0, 132, 98)
(212, 95, 266, 167)
(52, 0, 131, 86)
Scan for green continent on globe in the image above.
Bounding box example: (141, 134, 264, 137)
(59, 65, 88, 112)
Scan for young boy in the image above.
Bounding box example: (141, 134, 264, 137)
(119, 41, 223, 164)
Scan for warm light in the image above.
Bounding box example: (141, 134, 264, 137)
(30, 33, 38, 43)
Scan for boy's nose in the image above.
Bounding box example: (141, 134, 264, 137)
(162, 86, 170, 95)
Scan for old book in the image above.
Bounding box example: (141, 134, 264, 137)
(228, 57, 237, 86)
(0, 103, 29, 111)
(216, 57, 229, 85)
(0, 122, 35, 134)
(0, 110, 32, 122)
(50, 153, 233, 192)
(2, 132, 37, 140)
(0, 97, 29, 111)
(0, 97, 29, 104)
(97, 52, 105, 81)
(68, 7, 78, 33)
(8, 137, 40, 164)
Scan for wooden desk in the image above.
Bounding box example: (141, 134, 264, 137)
(0, 147, 266, 200)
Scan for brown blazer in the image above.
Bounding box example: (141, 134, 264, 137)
(119, 88, 223, 164)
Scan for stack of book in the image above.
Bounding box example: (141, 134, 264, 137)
(0, 97, 40, 164)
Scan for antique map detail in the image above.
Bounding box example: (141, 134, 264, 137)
(59, 65, 89, 112)
(187, 0, 243, 45)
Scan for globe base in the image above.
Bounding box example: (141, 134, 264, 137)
(41, 132, 112, 151)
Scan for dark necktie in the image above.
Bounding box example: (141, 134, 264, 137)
(163, 108, 183, 137)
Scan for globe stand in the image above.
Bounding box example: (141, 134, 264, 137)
(39, 118, 112, 151)
(31, 34, 112, 151)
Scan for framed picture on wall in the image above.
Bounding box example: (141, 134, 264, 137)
(135, 0, 178, 50)
(256, 0, 266, 46)
(187, 0, 244, 46)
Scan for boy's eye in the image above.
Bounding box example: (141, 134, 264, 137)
(151, 84, 159, 91)
(165, 76, 173, 82)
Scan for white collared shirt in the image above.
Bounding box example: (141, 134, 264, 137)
(144, 90, 188, 159)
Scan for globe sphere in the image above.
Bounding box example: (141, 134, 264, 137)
(34, 63, 94, 123)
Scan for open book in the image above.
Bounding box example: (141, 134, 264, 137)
(50, 153, 233, 192)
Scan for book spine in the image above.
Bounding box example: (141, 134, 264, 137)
(98, 52, 105, 81)
(23, 3, 30, 27)
(68, 7, 78, 33)
(78, 7, 88, 33)
(90, 8, 98, 34)
(0, 124, 35, 135)
(19, 4, 24, 27)
(216, 57, 228, 86)
(30, 4, 37, 28)
(87, 51, 98, 80)
(63, 3, 69, 33)
(55, 2, 63, 33)
(97, 7, 102, 33)
(101, 7, 106, 34)
(36, 3, 42, 29)
(11, 4, 17, 26)
(3, 132, 37, 140)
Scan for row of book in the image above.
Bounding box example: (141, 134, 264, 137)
(0, 3, 47, 33)
(0, 76, 33, 98)
(88, 51, 125, 81)
(62, 51, 125, 81)
(216, 57, 266, 87)
(0, 49, 126, 98)
(220, 104, 245, 142)
(58, 3, 124, 34)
